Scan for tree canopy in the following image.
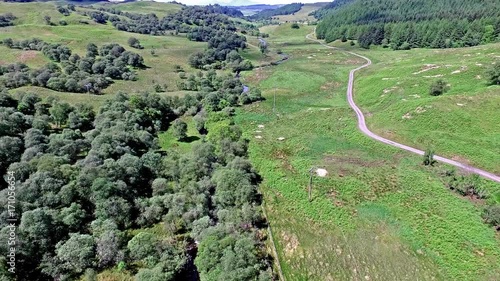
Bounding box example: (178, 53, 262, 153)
(315, 0, 500, 49)
(0, 89, 272, 280)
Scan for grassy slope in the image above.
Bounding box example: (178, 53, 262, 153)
(274, 3, 328, 23)
(237, 23, 500, 280)
(0, 1, 202, 106)
(344, 42, 500, 174)
(96, 1, 182, 17)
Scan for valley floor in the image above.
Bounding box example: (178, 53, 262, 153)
(238, 23, 500, 280)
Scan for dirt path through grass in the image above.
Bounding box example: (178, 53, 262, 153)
(306, 31, 500, 183)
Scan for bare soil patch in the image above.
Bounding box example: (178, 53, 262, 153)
(273, 148, 296, 173)
(17, 51, 38, 63)
(323, 154, 387, 177)
(413, 64, 440, 74)
(320, 81, 341, 91)
(244, 68, 272, 85)
(281, 231, 300, 258)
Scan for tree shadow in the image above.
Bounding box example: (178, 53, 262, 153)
(180, 135, 200, 143)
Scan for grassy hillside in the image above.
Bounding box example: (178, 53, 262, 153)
(249, 3, 303, 20)
(96, 1, 183, 17)
(274, 3, 328, 23)
(346, 42, 500, 173)
(238, 23, 500, 280)
(0, 1, 204, 106)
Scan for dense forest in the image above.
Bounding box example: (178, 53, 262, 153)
(0, 39, 144, 94)
(0, 88, 271, 280)
(249, 3, 303, 20)
(315, 0, 500, 49)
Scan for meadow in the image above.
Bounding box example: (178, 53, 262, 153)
(347, 42, 500, 174)
(0, 1, 203, 106)
(274, 3, 328, 23)
(237, 23, 500, 280)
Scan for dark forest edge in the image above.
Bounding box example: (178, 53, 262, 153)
(249, 3, 303, 21)
(314, 0, 500, 49)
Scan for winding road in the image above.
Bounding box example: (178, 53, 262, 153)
(306, 32, 500, 183)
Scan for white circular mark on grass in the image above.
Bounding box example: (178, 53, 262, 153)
(277, 137, 285, 141)
(255, 135, 262, 139)
(316, 168, 328, 177)
(258, 124, 265, 128)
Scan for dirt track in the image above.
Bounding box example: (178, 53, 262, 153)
(306, 32, 500, 183)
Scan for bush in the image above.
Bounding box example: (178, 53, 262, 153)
(127, 37, 143, 49)
(291, 23, 300, 29)
(486, 62, 499, 85)
(172, 119, 187, 141)
(399, 42, 411, 50)
(154, 84, 164, 93)
(429, 79, 449, 96)
(423, 149, 436, 166)
(483, 205, 500, 229)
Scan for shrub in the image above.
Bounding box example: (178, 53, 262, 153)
(399, 42, 411, 50)
(486, 62, 499, 85)
(423, 149, 436, 166)
(172, 119, 187, 141)
(429, 79, 449, 96)
(154, 84, 164, 93)
(291, 23, 300, 29)
(127, 37, 142, 49)
(483, 205, 500, 229)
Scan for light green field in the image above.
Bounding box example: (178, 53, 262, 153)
(345, 43, 500, 174)
(158, 116, 202, 153)
(0, 1, 202, 106)
(237, 23, 500, 280)
(96, 1, 182, 17)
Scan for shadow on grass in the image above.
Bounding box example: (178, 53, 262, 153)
(180, 135, 200, 143)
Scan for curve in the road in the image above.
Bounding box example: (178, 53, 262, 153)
(306, 32, 500, 183)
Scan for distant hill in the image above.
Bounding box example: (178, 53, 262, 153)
(232, 4, 284, 16)
(249, 2, 303, 20)
(315, 0, 500, 49)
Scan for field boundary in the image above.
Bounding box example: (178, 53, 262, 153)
(261, 201, 285, 281)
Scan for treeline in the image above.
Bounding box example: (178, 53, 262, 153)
(203, 4, 244, 18)
(57, 4, 75, 16)
(85, 5, 250, 71)
(0, 13, 16, 27)
(0, 89, 272, 280)
(176, 69, 262, 107)
(0, 38, 144, 93)
(249, 3, 303, 20)
(315, 0, 500, 49)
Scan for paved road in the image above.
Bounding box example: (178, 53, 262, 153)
(306, 32, 500, 183)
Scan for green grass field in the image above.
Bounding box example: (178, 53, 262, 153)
(0, 1, 202, 106)
(274, 3, 327, 23)
(96, 1, 182, 17)
(347, 43, 500, 174)
(237, 23, 500, 280)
